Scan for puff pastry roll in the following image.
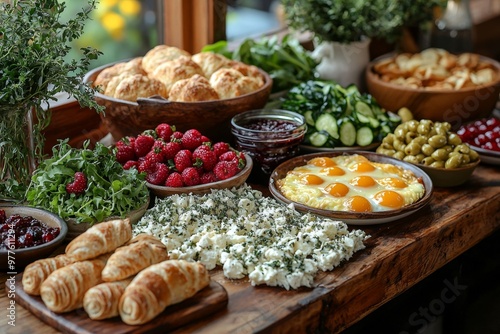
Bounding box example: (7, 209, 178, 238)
(40, 255, 109, 313)
(119, 260, 210, 325)
(65, 218, 132, 261)
(22, 254, 76, 296)
(83, 278, 133, 320)
(102, 234, 169, 282)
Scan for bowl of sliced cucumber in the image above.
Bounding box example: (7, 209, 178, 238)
(280, 80, 402, 151)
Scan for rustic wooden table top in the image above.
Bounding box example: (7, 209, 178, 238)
(1, 163, 499, 334)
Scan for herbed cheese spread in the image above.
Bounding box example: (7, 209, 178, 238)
(133, 184, 368, 290)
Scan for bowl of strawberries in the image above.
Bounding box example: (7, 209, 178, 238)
(114, 123, 253, 197)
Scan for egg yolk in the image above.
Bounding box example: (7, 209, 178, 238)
(301, 174, 324, 185)
(321, 166, 346, 176)
(350, 175, 376, 187)
(309, 157, 336, 167)
(374, 190, 405, 209)
(351, 162, 375, 173)
(325, 182, 349, 197)
(344, 196, 372, 212)
(378, 177, 408, 189)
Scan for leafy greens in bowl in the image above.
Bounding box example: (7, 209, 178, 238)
(26, 140, 149, 225)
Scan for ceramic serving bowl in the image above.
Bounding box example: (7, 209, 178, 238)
(0, 205, 68, 270)
(414, 159, 480, 187)
(366, 53, 500, 130)
(83, 61, 273, 143)
(147, 153, 253, 198)
(268, 151, 433, 225)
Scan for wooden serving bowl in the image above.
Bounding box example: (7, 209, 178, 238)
(366, 53, 500, 131)
(414, 159, 480, 187)
(147, 153, 253, 198)
(83, 61, 273, 143)
(0, 205, 68, 270)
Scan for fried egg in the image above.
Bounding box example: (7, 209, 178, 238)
(277, 154, 425, 213)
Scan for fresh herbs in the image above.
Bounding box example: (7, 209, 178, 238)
(203, 34, 318, 93)
(0, 0, 104, 201)
(26, 140, 149, 225)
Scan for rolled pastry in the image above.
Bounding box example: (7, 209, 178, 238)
(119, 260, 210, 325)
(40, 254, 109, 313)
(83, 278, 133, 320)
(22, 254, 76, 295)
(102, 233, 169, 282)
(65, 218, 132, 261)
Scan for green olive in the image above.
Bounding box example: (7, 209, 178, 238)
(454, 144, 469, 154)
(403, 155, 420, 164)
(447, 133, 462, 146)
(393, 138, 406, 152)
(404, 142, 421, 156)
(394, 126, 406, 140)
(422, 157, 435, 165)
(469, 149, 480, 161)
(393, 151, 406, 160)
(415, 153, 425, 162)
(434, 122, 450, 135)
(428, 135, 447, 149)
(377, 148, 396, 156)
(398, 107, 414, 123)
(431, 148, 449, 161)
(431, 160, 445, 168)
(383, 133, 395, 145)
(417, 122, 431, 135)
(406, 120, 419, 133)
(405, 131, 418, 144)
(411, 136, 427, 147)
(462, 154, 471, 164)
(445, 154, 463, 169)
(421, 143, 435, 156)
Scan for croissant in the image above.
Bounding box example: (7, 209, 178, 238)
(65, 218, 132, 261)
(101, 234, 169, 282)
(40, 254, 109, 313)
(83, 278, 133, 320)
(22, 254, 76, 296)
(119, 260, 210, 325)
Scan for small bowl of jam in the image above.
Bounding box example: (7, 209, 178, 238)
(231, 109, 307, 182)
(0, 205, 68, 271)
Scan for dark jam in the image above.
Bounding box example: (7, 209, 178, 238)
(244, 119, 298, 132)
(0, 209, 61, 249)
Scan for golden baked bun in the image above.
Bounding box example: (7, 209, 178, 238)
(150, 56, 205, 94)
(114, 74, 168, 102)
(94, 58, 145, 92)
(169, 74, 220, 102)
(191, 52, 232, 78)
(209, 68, 262, 99)
(122, 57, 146, 76)
(103, 73, 131, 98)
(142, 45, 191, 75)
(228, 61, 265, 87)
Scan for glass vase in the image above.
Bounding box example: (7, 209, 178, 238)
(0, 105, 38, 201)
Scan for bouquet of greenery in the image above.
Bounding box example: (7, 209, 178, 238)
(281, 0, 445, 44)
(0, 0, 104, 201)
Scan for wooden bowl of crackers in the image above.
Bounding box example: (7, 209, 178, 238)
(366, 48, 500, 130)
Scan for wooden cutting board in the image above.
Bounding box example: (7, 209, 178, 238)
(11, 272, 228, 334)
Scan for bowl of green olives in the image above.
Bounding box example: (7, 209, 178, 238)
(376, 119, 480, 187)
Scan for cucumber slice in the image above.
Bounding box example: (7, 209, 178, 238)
(304, 110, 315, 126)
(369, 117, 380, 128)
(339, 120, 357, 146)
(355, 101, 375, 118)
(356, 113, 371, 124)
(345, 84, 359, 95)
(356, 127, 374, 146)
(308, 131, 329, 147)
(315, 113, 339, 139)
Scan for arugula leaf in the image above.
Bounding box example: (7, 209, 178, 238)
(26, 140, 149, 225)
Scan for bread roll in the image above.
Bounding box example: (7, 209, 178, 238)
(209, 68, 262, 99)
(191, 51, 231, 78)
(168, 74, 220, 102)
(150, 57, 204, 94)
(83, 278, 133, 320)
(119, 260, 210, 325)
(142, 45, 191, 75)
(65, 218, 132, 261)
(114, 74, 167, 101)
(101, 234, 169, 282)
(22, 254, 77, 296)
(40, 255, 109, 313)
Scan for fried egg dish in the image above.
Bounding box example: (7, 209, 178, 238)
(277, 154, 425, 213)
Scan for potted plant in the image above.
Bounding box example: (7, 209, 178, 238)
(281, 0, 445, 87)
(0, 0, 104, 201)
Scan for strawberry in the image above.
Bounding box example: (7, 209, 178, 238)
(181, 167, 201, 186)
(213, 160, 239, 180)
(115, 144, 135, 164)
(200, 171, 217, 184)
(193, 148, 217, 171)
(174, 149, 193, 172)
(181, 129, 203, 150)
(134, 134, 155, 158)
(147, 142, 165, 164)
(123, 160, 138, 170)
(138, 157, 155, 174)
(165, 172, 184, 187)
(162, 141, 181, 160)
(219, 150, 237, 162)
(66, 172, 87, 195)
(200, 135, 211, 144)
(146, 163, 169, 185)
(155, 123, 175, 141)
(213, 142, 230, 157)
(171, 131, 184, 141)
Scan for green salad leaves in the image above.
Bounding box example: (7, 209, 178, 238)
(26, 140, 149, 225)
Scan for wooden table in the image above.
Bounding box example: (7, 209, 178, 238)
(1, 163, 499, 333)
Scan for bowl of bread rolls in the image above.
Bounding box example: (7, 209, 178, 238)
(84, 44, 273, 143)
(366, 48, 500, 131)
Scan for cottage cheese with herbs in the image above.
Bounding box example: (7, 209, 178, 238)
(133, 184, 368, 290)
